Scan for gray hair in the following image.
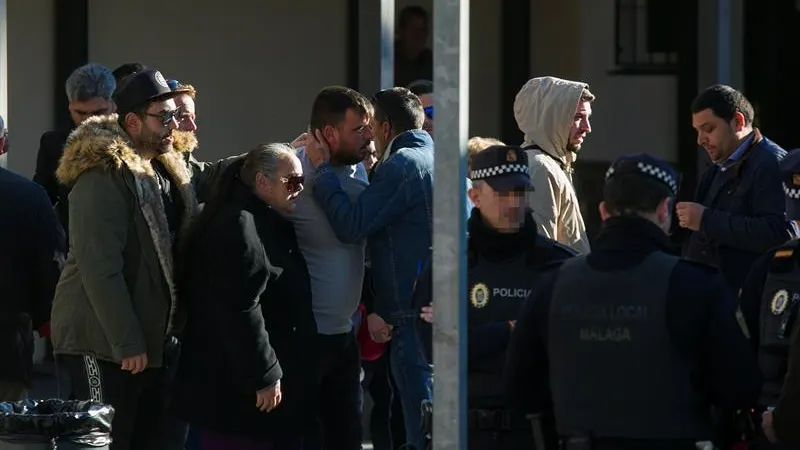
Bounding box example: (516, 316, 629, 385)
(65, 63, 116, 103)
(240, 143, 297, 186)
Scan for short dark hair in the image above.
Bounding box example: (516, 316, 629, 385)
(691, 84, 754, 126)
(112, 63, 146, 85)
(309, 86, 372, 131)
(372, 87, 425, 134)
(408, 79, 433, 96)
(603, 174, 674, 216)
(399, 5, 428, 28)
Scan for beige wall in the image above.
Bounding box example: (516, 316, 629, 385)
(6, 0, 53, 176)
(4, 0, 740, 176)
(529, 0, 582, 80)
(88, 0, 348, 163)
(577, 0, 678, 163)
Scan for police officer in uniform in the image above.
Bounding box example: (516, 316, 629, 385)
(416, 144, 576, 449)
(741, 149, 800, 449)
(504, 154, 762, 450)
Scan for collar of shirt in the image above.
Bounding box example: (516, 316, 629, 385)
(718, 132, 755, 171)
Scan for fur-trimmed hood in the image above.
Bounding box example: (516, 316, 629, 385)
(56, 113, 199, 334)
(57, 114, 195, 187)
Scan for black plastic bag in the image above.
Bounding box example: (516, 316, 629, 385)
(0, 399, 113, 447)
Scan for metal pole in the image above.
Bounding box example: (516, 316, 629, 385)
(379, 0, 395, 90)
(432, 0, 469, 448)
(716, 0, 731, 84)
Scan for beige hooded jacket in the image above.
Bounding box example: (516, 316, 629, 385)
(514, 76, 591, 254)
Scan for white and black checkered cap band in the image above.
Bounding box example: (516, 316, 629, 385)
(605, 161, 678, 195)
(784, 182, 800, 199)
(470, 163, 528, 180)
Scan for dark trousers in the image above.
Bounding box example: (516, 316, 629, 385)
(309, 332, 363, 450)
(196, 428, 304, 450)
(0, 380, 26, 402)
(468, 430, 534, 450)
(362, 349, 406, 450)
(58, 354, 176, 450)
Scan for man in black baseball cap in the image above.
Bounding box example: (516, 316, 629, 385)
(469, 144, 532, 232)
(50, 67, 214, 450)
(112, 68, 181, 156)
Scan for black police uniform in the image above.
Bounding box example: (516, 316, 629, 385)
(504, 154, 762, 450)
(414, 145, 576, 450)
(738, 149, 800, 449)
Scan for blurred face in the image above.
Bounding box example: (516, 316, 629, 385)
(322, 108, 374, 166)
(468, 181, 526, 233)
(567, 100, 592, 153)
(174, 94, 197, 132)
(419, 93, 433, 136)
(256, 155, 304, 215)
(692, 108, 744, 163)
(69, 97, 115, 126)
(126, 99, 179, 156)
(399, 15, 429, 55)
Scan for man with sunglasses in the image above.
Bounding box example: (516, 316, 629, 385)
(50, 68, 234, 450)
(34, 63, 116, 250)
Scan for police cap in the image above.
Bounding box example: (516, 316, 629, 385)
(113, 69, 175, 116)
(604, 153, 680, 196)
(780, 149, 800, 220)
(469, 145, 530, 192)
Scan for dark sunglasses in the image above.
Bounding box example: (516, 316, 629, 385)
(424, 106, 434, 120)
(145, 108, 181, 126)
(282, 175, 305, 193)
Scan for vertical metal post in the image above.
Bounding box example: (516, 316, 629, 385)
(432, 0, 469, 448)
(379, 0, 395, 90)
(0, 0, 7, 169)
(716, 0, 731, 84)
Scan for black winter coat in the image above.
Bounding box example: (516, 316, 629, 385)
(172, 182, 317, 438)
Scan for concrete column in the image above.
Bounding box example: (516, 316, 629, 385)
(432, 0, 469, 447)
(697, 0, 744, 90)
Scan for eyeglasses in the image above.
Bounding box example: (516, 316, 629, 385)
(145, 108, 180, 126)
(282, 174, 305, 194)
(424, 106, 434, 120)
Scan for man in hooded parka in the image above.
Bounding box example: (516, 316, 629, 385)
(513, 76, 595, 254)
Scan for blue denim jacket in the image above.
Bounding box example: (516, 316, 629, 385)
(313, 130, 433, 323)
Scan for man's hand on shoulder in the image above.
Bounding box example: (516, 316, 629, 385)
(305, 129, 331, 169)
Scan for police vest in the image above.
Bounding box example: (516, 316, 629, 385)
(759, 239, 800, 406)
(467, 251, 537, 408)
(547, 252, 712, 440)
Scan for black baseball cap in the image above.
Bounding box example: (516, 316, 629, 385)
(469, 145, 531, 192)
(113, 69, 175, 115)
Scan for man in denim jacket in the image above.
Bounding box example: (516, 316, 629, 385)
(307, 87, 434, 450)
